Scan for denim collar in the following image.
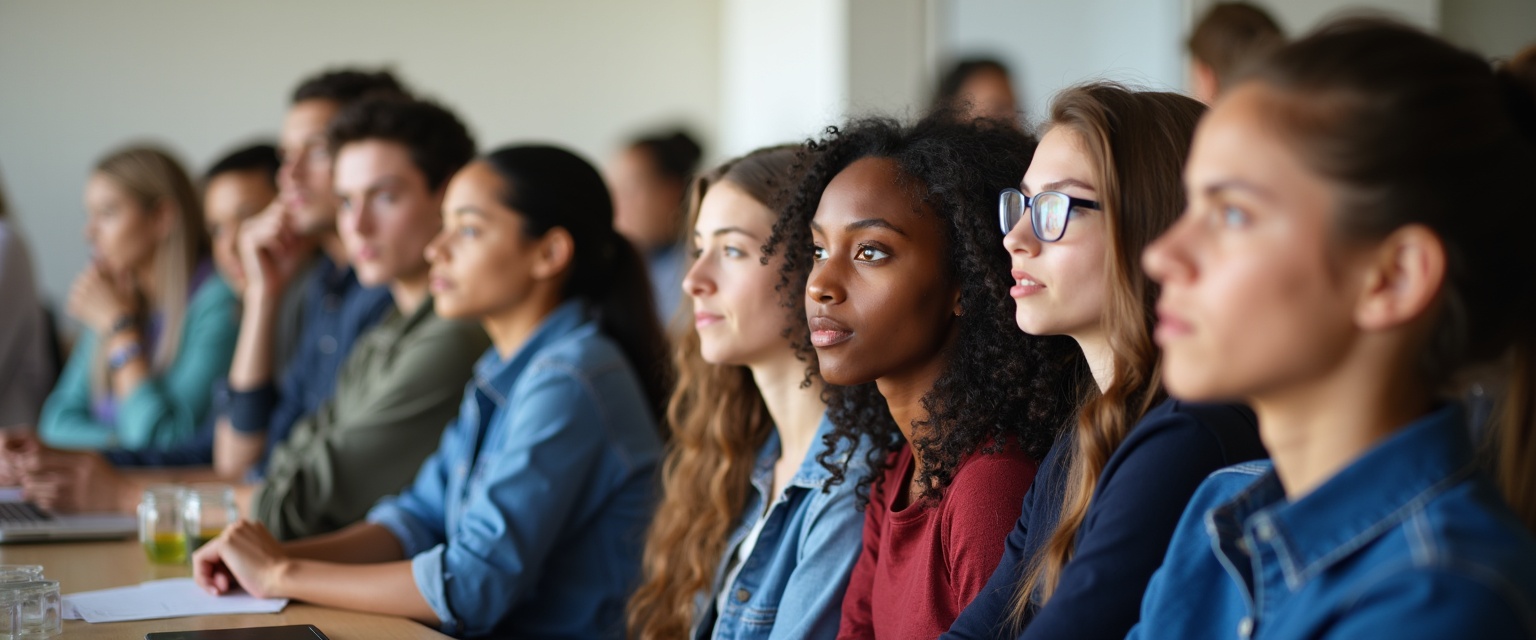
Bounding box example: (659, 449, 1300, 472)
(1207, 404, 1475, 590)
(751, 413, 840, 491)
(471, 299, 589, 407)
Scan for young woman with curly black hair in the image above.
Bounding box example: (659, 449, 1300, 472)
(764, 113, 1080, 639)
(942, 83, 1266, 640)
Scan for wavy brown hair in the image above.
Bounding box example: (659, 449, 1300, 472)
(1009, 84, 1206, 622)
(626, 146, 805, 640)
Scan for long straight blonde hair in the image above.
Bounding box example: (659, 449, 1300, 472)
(1009, 84, 1206, 625)
(88, 146, 207, 399)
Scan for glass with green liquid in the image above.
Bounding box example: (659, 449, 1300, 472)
(183, 483, 237, 553)
(139, 485, 188, 565)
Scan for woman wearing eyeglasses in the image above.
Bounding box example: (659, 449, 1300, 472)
(943, 83, 1267, 640)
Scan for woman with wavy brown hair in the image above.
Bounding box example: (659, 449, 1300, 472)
(943, 83, 1266, 640)
(628, 146, 871, 640)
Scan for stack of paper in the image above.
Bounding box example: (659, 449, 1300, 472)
(63, 578, 288, 623)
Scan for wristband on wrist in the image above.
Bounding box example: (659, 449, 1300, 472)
(107, 342, 143, 372)
(108, 314, 137, 336)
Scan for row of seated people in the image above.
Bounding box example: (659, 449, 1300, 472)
(2, 14, 1536, 640)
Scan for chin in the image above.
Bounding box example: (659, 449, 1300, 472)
(816, 356, 874, 387)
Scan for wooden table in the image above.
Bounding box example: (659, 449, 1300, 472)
(0, 540, 450, 639)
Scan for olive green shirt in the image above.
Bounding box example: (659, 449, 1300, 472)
(254, 296, 489, 540)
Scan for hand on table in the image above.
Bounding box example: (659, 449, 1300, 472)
(193, 520, 290, 599)
(10, 444, 122, 513)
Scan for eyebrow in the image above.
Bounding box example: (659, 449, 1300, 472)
(1203, 179, 1276, 201)
(1024, 178, 1097, 195)
(449, 206, 488, 218)
(691, 226, 760, 240)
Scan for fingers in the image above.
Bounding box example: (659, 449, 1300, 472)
(193, 537, 235, 595)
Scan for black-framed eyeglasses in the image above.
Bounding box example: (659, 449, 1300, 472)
(998, 188, 1102, 242)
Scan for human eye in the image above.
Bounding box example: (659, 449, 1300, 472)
(1219, 205, 1250, 228)
(457, 225, 480, 239)
(854, 244, 890, 262)
(689, 245, 703, 259)
(812, 244, 828, 261)
(723, 245, 747, 259)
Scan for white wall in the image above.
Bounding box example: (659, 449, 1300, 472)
(718, 0, 847, 157)
(939, 0, 1188, 125)
(0, 0, 719, 305)
(1443, 0, 1536, 58)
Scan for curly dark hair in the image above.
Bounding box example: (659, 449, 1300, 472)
(765, 113, 1085, 507)
(291, 68, 410, 106)
(326, 96, 477, 192)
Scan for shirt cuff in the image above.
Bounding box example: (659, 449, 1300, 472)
(409, 544, 462, 636)
(226, 385, 277, 433)
(366, 500, 433, 558)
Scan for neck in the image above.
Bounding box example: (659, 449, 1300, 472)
(748, 352, 828, 468)
(1253, 346, 1432, 500)
(482, 293, 562, 359)
(1073, 329, 1115, 393)
(875, 351, 951, 471)
(134, 260, 160, 307)
(318, 232, 348, 266)
(389, 272, 430, 316)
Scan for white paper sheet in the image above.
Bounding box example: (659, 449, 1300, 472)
(63, 578, 288, 623)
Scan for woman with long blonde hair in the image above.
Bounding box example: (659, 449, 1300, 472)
(629, 146, 871, 640)
(944, 83, 1266, 639)
(39, 145, 237, 452)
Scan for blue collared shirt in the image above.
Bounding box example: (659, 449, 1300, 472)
(226, 256, 392, 475)
(367, 300, 662, 638)
(1131, 404, 1536, 639)
(692, 414, 870, 640)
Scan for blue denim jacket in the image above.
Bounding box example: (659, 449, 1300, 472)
(1131, 405, 1536, 639)
(367, 300, 662, 638)
(692, 414, 870, 640)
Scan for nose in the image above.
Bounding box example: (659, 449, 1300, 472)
(805, 258, 845, 306)
(277, 153, 301, 194)
(1142, 213, 1194, 285)
(1002, 216, 1040, 257)
(424, 227, 449, 264)
(681, 251, 715, 298)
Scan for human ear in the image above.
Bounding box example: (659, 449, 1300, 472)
(1354, 224, 1446, 332)
(530, 227, 575, 281)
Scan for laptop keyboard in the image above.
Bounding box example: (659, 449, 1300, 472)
(0, 503, 55, 528)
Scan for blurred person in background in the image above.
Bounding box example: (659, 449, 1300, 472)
(932, 58, 1022, 126)
(0, 170, 57, 432)
(607, 128, 702, 326)
(217, 68, 404, 484)
(37, 146, 238, 452)
(1186, 2, 1285, 104)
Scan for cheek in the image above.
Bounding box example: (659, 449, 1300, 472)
(1166, 252, 1355, 399)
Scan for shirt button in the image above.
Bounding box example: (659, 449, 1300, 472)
(318, 335, 337, 354)
(734, 588, 750, 603)
(1238, 616, 1254, 638)
(1255, 519, 1276, 541)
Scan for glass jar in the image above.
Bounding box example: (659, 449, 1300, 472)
(0, 567, 42, 585)
(0, 580, 59, 639)
(138, 485, 187, 565)
(182, 483, 237, 553)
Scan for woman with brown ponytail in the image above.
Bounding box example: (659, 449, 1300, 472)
(628, 146, 872, 640)
(943, 82, 1266, 640)
(1132, 18, 1536, 639)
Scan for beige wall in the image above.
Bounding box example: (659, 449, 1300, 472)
(0, 0, 719, 305)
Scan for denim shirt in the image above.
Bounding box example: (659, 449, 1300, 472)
(692, 414, 870, 640)
(367, 300, 661, 638)
(1131, 404, 1536, 639)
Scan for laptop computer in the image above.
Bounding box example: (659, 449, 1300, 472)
(0, 492, 136, 543)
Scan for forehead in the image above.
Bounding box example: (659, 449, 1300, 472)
(814, 156, 933, 228)
(281, 99, 338, 147)
(1023, 127, 1094, 192)
(333, 139, 422, 186)
(696, 181, 773, 231)
(1186, 84, 1316, 191)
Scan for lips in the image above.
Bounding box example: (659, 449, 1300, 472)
(808, 315, 854, 348)
(694, 311, 724, 328)
(1153, 305, 1193, 344)
(429, 274, 454, 292)
(1011, 269, 1045, 298)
